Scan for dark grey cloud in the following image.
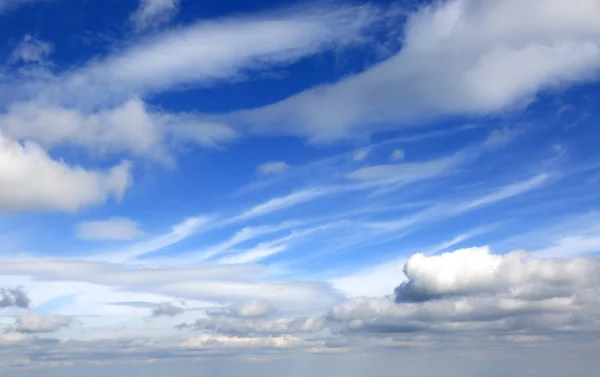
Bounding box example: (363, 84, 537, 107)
(151, 302, 185, 317)
(0, 287, 30, 309)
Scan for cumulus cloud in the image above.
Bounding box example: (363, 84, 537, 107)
(14, 312, 72, 333)
(131, 0, 179, 31)
(76, 217, 145, 241)
(183, 334, 302, 349)
(207, 300, 275, 319)
(151, 302, 185, 317)
(0, 287, 30, 309)
(0, 134, 132, 212)
(9, 34, 52, 64)
(257, 161, 290, 175)
(181, 315, 324, 336)
(330, 247, 600, 336)
(394, 246, 600, 302)
(236, 0, 600, 141)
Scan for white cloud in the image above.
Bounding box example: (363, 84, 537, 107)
(183, 334, 302, 349)
(0, 259, 341, 311)
(0, 134, 132, 213)
(76, 217, 145, 241)
(353, 147, 370, 162)
(232, 301, 275, 319)
(55, 4, 381, 105)
(14, 312, 72, 333)
(104, 216, 207, 262)
(390, 149, 405, 161)
(9, 34, 52, 64)
(257, 161, 290, 175)
(235, 0, 600, 141)
(330, 247, 600, 335)
(131, 0, 179, 31)
(232, 188, 329, 222)
(0, 98, 237, 162)
(345, 155, 461, 184)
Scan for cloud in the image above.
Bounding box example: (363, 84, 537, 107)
(0, 98, 237, 162)
(76, 217, 145, 241)
(0, 259, 342, 310)
(131, 0, 179, 31)
(49, 3, 382, 105)
(353, 148, 370, 162)
(0, 4, 381, 164)
(181, 315, 324, 336)
(390, 149, 405, 161)
(0, 134, 132, 212)
(330, 247, 600, 336)
(183, 334, 303, 350)
(257, 161, 290, 175)
(14, 312, 72, 333)
(151, 302, 185, 317)
(234, 0, 600, 141)
(104, 216, 208, 262)
(232, 188, 329, 222)
(0, 0, 51, 14)
(208, 300, 275, 319)
(345, 155, 461, 184)
(9, 34, 52, 64)
(0, 287, 30, 308)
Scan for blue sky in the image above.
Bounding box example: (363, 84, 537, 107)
(1, 0, 600, 375)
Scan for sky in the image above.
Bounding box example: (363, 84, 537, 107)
(1, 0, 600, 376)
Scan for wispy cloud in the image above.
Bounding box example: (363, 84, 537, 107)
(131, 0, 179, 31)
(76, 218, 145, 241)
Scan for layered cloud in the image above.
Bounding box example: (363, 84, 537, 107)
(13, 312, 72, 334)
(76, 218, 145, 241)
(235, 0, 600, 141)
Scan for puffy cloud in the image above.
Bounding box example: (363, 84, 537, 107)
(183, 334, 302, 349)
(236, 0, 600, 141)
(329, 247, 600, 336)
(179, 301, 324, 336)
(257, 161, 290, 175)
(395, 246, 599, 302)
(206, 300, 275, 319)
(76, 217, 145, 241)
(151, 302, 185, 317)
(0, 287, 30, 308)
(9, 34, 52, 65)
(181, 315, 324, 336)
(131, 0, 179, 31)
(0, 134, 132, 212)
(14, 312, 72, 333)
(232, 301, 275, 319)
